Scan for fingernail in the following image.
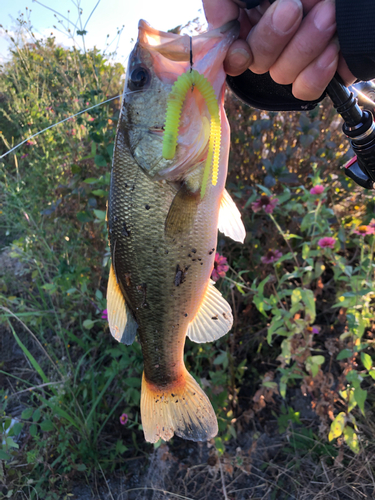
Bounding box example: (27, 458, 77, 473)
(314, 0, 336, 32)
(272, 0, 302, 34)
(230, 48, 251, 69)
(317, 42, 339, 69)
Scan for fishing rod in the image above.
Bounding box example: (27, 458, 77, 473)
(227, 0, 375, 190)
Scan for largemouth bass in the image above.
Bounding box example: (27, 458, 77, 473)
(107, 20, 245, 443)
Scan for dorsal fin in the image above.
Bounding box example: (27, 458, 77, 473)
(187, 280, 233, 343)
(107, 264, 138, 345)
(218, 189, 246, 243)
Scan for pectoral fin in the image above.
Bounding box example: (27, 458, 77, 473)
(165, 183, 199, 238)
(218, 189, 246, 243)
(107, 264, 138, 345)
(187, 280, 233, 343)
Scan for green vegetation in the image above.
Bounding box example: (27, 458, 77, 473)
(1, 12, 375, 500)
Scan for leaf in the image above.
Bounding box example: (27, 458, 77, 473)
(83, 319, 95, 330)
(337, 349, 353, 360)
(361, 352, 372, 371)
(29, 424, 38, 437)
(267, 319, 284, 344)
(343, 426, 360, 454)
(214, 436, 225, 456)
(76, 463, 87, 471)
(10, 422, 23, 436)
(301, 289, 316, 323)
(328, 412, 346, 441)
(77, 211, 93, 223)
(21, 408, 33, 420)
(6, 437, 18, 449)
(32, 409, 41, 422)
(94, 154, 107, 167)
(93, 209, 106, 220)
(124, 377, 141, 388)
(0, 450, 11, 460)
(40, 419, 54, 432)
(354, 387, 367, 416)
(291, 289, 302, 305)
(91, 189, 107, 197)
(9, 324, 49, 384)
(340, 388, 357, 412)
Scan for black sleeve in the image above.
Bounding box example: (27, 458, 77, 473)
(336, 0, 375, 81)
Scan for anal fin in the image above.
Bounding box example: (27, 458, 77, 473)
(187, 280, 233, 343)
(141, 369, 218, 443)
(107, 264, 138, 345)
(218, 189, 246, 243)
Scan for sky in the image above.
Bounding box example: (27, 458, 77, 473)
(0, 0, 206, 65)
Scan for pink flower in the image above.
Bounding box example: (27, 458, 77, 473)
(261, 249, 283, 264)
(318, 237, 336, 249)
(211, 253, 229, 282)
(101, 309, 108, 320)
(119, 413, 128, 425)
(353, 225, 375, 236)
(21, 154, 29, 159)
(251, 195, 279, 214)
(310, 185, 325, 195)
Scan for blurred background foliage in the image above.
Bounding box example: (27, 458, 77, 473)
(1, 13, 375, 500)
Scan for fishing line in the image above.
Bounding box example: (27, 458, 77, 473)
(0, 94, 122, 159)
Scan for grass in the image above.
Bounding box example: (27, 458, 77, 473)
(1, 5, 375, 500)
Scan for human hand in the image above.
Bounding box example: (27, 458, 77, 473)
(203, 0, 356, 101)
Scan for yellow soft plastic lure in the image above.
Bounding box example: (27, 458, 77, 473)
(162, 69, 221, 198)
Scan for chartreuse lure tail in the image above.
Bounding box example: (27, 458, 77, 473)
(162, 69, 221, 198)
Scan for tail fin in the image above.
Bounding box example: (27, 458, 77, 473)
(140, 369, 218, 443)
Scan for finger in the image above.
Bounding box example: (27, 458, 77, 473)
(247, 0, 303, 75)
(202, 0, 239, 29)
(224, 39, 253, 76)
(300, 0, 320, 13)
(270, 0, 336, 85)
(337, 55, 356, 86)
(292, 39, 339, 100)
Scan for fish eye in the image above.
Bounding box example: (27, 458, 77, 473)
(128, 66, 150, 91)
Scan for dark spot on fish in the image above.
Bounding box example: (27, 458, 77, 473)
(155, 400, 159, 403)
(174, 264, 190, 286)
(184, 313, 188, 317)
(198, 258, 202, 261)
(200, 263, 203, 265)
(124, 183, 128, 188)
(193, 393, 196, 396)
(191, 248, 197, 253)
(137, 283, 148, 308)
(145, 204, 150, 210)
(211, 315, 218, 320)
(122, 222, 130, 237)
(171, 393, 175, 397)
(175, 400, 179, 403)
(223, 312, 228, 319)
(187, 254, 192, 258)
(114, 216, 118, 222)
(165, 249, 169, 254)
(192, 259, 196, 262)
(131, 184, 135, 191)
(208, 250, 213, 255)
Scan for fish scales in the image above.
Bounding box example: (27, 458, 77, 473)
(109, 137, 218, 386)
(107, 19, 244, 443)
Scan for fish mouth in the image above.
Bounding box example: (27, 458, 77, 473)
(149, 127, 164, 137)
